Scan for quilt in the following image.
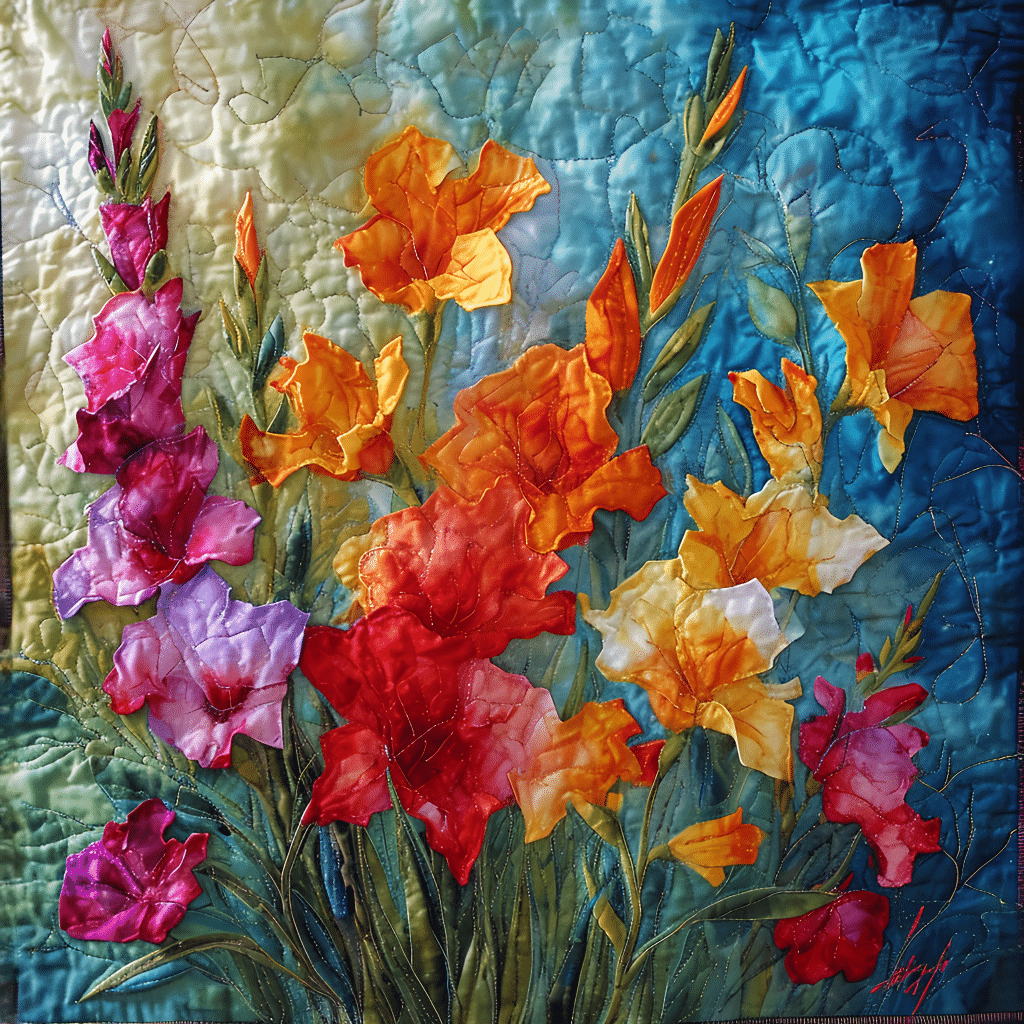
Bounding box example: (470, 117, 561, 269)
(1, 1, 1021, 1021)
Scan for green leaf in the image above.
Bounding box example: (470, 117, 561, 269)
(267, 392, 291, 434)
(94, 164, 117, 197)
(115, 81, 132, 112)
(784, 193, 812, 274)
(92, 248, 128, 294)
(683, 92, 706, 151)
(136, 115, 160, 200)
(142, 249, 168, 294)
(701, 887, 837, 923)
(235, 257, 259, 347)
(254, 313, 286, 392)
(569, 800, 621, 848)
(220, 300, 244, 360)
(496, 867, 533, 1024)
(278, 491, 313, 605)
(879, 636, 892, 664)
(561, 639, 589, 719)
(593, 895, 626, 954)
(548, 891, 600, 1024)
(704, 405, 753, 497)
(643, 302, 715, 402)
(747, 274, 797, 343)
(254, 251, 270, 333)
(704, 23, 736, 107)
(737, 229, 785, 268)
(79, 933, 310, 1002)
(641, 373, 707, 460)
(624, 192, 653, 304)
(114, 146, 132, 199)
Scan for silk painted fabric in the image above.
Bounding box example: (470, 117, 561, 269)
(1, 1, 1021, 1021)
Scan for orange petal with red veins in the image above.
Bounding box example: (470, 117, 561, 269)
(649, 175, 722, 315)
(585, 238, 642, 391)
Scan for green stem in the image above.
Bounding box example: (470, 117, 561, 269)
(413, 304, 446, 450)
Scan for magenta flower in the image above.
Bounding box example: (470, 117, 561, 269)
(799, 678, 942, 887)
(59, 799, 208, 944)
(103, 568, 308, 768)
(301, 609, 558, 885)
(774, 879, 889, 984)
(107, 99, 140, 170)
(53, 427, 261, 619)
(60, 277, 198, 474)
(100, 194, 170, 290)
(88, 120, 112, 179)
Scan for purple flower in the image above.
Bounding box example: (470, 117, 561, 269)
(88, 121, 112, 179)
(59, 799, 208, 944)
(107, 99, 140, 170)
(60, 278, 198, 474)
(100, 194, 170, 291)
(103, 568, 309, 768)
(53, 427, 261, 619)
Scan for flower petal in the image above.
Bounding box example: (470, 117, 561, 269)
(584, 238, 642, 392)
(234, 190, 261, 290)
(429, 228, 512, 311)
(666, 808, 765, 886)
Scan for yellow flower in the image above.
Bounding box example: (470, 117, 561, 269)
(666, 808, 765, 886)
(336, 126, 550, 314)
(729, 358, 823, 484)
(584, 576, 799, 781)
(240, 332, 409, 486)
(808, 240, 978, 472)
(508, 699, 644, 842)
(677, 475, 887, 598)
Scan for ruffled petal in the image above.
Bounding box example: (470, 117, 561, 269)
(666, 809, 765, 886)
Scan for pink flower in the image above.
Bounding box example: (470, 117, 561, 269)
(53, 427, 261, 619)
(774, 879, 889, 984)
(100, 194, 170, 290)
(103, 568, 308, 768)
(60, 278, 198, 474)
(799, 678, 942, 887)
(300, 609, 557, 885)
(107, 99, 140, 170)
(59, 799, 208, 944)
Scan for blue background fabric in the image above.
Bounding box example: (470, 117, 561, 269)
(2, 0, 1021, 1019)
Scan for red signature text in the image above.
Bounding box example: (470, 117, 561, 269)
(870, 906, 952, 1014)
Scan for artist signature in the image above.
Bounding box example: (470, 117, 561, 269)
(870, 907, 952, 1014)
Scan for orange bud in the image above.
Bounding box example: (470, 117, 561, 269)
(584, 238, 642, 391)
(649, 175, 722, 316)
(235, 190, 261, 291)
(700, 65, 748, 146)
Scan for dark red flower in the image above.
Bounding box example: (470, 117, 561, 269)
(799, 678, 941, 887)
(774, 880, 889, 984)
(300, 609, 557, 885)
(340, 479, 576, 658)
(100, 194, 170, 290)
(88, 121, 112, 179)
(59, 799, 208, 944)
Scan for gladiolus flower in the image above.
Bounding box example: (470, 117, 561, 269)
(422, 343, 665, 552)
(508, 699, 646, 842)
(729, 359, 823, 483)
(585, 576, 798, 780)
(649, 175, 722, 317)
(336, 478, 576, 658)
(100, 194, 170, 291)
(103, 568, 308, 768)
(60, 278, 198, 474)
(59, 799, 208, 944)
(677, 475, 887, 597)
(234, 190, 261, 291)
(808, 241, 978, 472)
(88, 121, 112, 179)
(584, 238, 642, 391)
(107, 99, 140, 170)
(300, 609, 556, 885)
(665, 808, 765, 886)
(699, 66, 748, 145)
(336, 126, 550, 314)
(799, 678, 942, 887)
(240, 332, 409, 486)
(774, 880, 889, 984)
(53, 427, 260, 619)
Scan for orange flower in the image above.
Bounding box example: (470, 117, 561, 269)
(585, 576, 798, 780)
(677, 476, 887, 598)
(421, 343, 666, 552)
(699, 65, 748, 146)
(336, 126, 550, 314)
(234, 191, 261, 291)
(240, 332, 409, 486)
(808, 241, 977, 472)
(508, 699, 644, 842)
(665, 808, 764, 886)
(584, 238, 642, 391)
(729, 359, 823, 484)
(649, 175, 722, 317)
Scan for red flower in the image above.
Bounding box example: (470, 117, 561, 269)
(300, 610, 557, 885)
(338, 479, 576, 657)
(100, 194, 170, 290)
(59, 799, 208, 944)
(799, 678, 941, 887)
(774, 880, 889, 984)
